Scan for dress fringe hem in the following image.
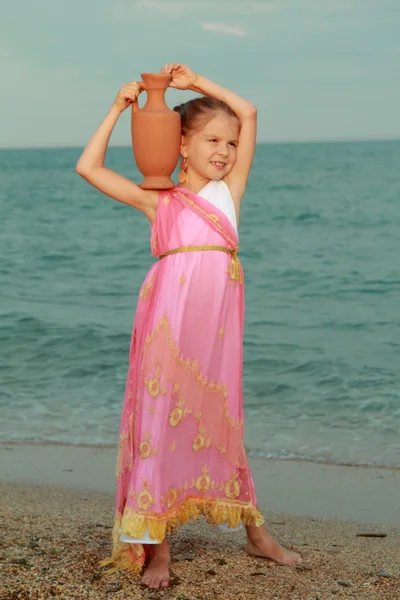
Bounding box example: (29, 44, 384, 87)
(100, 496, 264, 575)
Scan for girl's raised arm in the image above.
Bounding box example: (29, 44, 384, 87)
(76, 82, 158, 223)
(191, 75, 257, 204)
(161, 64, 257, 205)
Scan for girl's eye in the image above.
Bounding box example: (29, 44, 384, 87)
(209, 139, 217, 143)
(229, 142, 237, 147)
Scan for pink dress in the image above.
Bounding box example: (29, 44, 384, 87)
(101, 181, 264, 575)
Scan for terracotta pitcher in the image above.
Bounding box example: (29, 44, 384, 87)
(131, 73, 181, 189)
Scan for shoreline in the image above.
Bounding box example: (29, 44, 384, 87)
(1, 442, 399, 526)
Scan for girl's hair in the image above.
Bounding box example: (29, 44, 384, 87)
(173, 97, 238, 137)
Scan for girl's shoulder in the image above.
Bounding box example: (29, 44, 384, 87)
(207, 178, 231, 193)
(219, 178, 235, 199)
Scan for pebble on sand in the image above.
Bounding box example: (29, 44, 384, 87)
(337, 579, 352, 587)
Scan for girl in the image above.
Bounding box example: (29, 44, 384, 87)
(76, 63, 301, 590)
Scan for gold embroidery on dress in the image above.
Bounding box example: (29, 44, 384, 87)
(224, 475, 241, 499)
(144, 317, 228, 395)
(159, 246, 242, 285)
(174, 191, 236, 245)
(143, 315, 244, 440)
(227, 248, 243, 285)
(139, 439, 152, 459)
(140, 281, 153, 301)
(195, 466, 211, 493)
(218, 327, 225, 338)
(136, 482, 154, 511)
(169, 407, 183, 427)
(169, 395, 190, 427)
(145, 364, 167, 398)
(147, 376, 159, 397)
(169, 440, 177, 452)
(193, 433, 205, 452)
(151, 233, 158, 256)
(163, 196, 170, 205)
(180, 274, 186, 287)
(173, 190, 243, 285)
(165, 488, 178, 508)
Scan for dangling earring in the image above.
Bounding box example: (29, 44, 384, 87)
(178, 156, 188, 184)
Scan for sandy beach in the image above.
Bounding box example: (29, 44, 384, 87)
(0, 444, 399, 599)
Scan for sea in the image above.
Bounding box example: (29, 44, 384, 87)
(1, 141, 399, 468)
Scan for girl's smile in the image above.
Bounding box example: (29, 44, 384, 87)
(182, 114, 239, 186)
(211, 161, 227, 170)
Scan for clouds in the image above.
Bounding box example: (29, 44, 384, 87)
(108, 0, 279, 36)
(202, 23, 248, 37)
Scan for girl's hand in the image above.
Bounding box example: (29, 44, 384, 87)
(160, 64, 197, 90)
(112, 81, 143, 113)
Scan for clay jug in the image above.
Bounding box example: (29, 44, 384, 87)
(131, 73, 181, 189)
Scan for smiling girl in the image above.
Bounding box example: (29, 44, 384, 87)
(76, 63, 301, 590)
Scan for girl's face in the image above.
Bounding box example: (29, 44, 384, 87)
(183, 112, 240, 183)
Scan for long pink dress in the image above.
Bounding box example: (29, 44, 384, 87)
(101, 183, 264, 574)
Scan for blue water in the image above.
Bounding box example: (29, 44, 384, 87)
(1, 141, 399, 467)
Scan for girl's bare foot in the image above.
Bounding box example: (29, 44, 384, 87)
(140, 540, 171, 589)
(246, 525, 301, 566)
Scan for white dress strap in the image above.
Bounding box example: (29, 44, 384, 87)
(198, 180, 238, 232)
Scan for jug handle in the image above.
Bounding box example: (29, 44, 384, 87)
(131, 81, 147, 114)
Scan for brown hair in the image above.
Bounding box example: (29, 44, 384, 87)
(173, 97, 239, 137)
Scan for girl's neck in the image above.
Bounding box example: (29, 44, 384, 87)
(178, 174, 210, 195)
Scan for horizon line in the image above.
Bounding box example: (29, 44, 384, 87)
(1, 136, 400, 151)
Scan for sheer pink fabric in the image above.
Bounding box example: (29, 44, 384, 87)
(101, 187, 263, 574)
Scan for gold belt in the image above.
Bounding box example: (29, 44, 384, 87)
(158, 245, 243, 284)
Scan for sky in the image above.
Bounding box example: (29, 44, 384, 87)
(1, 0, 399, 147)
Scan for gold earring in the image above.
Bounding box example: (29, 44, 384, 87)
(178, 157, 188, 184)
